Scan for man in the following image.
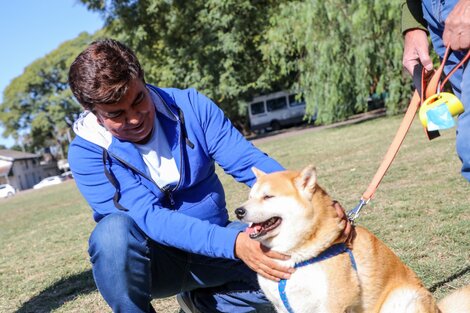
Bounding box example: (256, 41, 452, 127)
(402, 0, 470, 181)
(68, 39, 351, 312)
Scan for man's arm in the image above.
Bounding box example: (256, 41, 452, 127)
(69, 137, 242, 259)
(402, 0, 433, 74)
(187, 88, 284, 186)
(185, 89, 294, 280)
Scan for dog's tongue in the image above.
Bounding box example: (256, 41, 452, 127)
(245, 223, 263, 235)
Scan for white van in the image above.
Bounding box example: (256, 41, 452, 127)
(247, 91, 313, 132)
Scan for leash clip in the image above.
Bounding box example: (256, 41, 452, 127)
(347, 198, 369, 224)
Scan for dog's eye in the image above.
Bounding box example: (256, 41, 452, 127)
(263, 195, 274, 200)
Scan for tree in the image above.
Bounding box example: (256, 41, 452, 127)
(262, 0, 410, 124)
(79, 0, 291, 127)
(0, 32, 100, 153)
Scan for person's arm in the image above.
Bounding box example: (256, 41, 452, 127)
(401, 0, 427, 34)
(187, 88, 284, 186)
(402, 1, 433, 75)
(68, 137, 241, 259)
(442, 0, 470, 50)
(183, 89, 294, 280)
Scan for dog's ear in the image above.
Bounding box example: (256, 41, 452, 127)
(252, 167, 267, 179)
(295, 165, 317, 198)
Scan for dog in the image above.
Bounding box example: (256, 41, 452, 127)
(235, 165, 470, 313)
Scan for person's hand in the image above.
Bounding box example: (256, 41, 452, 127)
(403, 28, 434, 75)
(443, 0, 470, 50)
(333, 201, 356, 245)
(235, 232, 294, 281)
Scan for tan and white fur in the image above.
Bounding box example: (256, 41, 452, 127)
(235, 165, 470, 313)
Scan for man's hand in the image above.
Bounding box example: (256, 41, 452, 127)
(235, 232, 294, 281)
(333, 201, 356, 245)
(443, 0, 470, 51)
(403, 28, 434, 75)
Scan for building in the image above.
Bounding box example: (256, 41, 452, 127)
(0, 149, 60, 191)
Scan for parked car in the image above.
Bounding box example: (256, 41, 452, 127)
(0, 184, 16, 198)
(247, 91, 316, 133)
(60, 171, 74, 180)
(33, 176, 64, 189)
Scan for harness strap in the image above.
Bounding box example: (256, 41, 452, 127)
(278, 244, 357, 313)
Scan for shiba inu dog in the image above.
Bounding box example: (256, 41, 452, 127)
(235, 165, 470, 313)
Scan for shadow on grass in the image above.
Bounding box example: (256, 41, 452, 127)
(15, 270, 96, 313)
(429, 265, 470, 293)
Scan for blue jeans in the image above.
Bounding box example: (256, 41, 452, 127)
(422, 0, 470, 182)
(88, 213, 274, 312)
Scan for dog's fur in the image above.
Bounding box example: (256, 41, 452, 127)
(236, 165, 470, 313)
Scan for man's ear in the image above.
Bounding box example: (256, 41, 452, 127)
(295, 165, 317, 198)
(252, 167, 266, 179)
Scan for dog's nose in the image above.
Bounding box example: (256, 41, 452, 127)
(235, 207, 246, 219)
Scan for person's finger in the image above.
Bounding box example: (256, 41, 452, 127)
(263, 248, 291, 261)
(417, 47, 433, 71)
(261, 252, 294, 274)
(257, 268, 281, 281)
(443, 28, 451, 48)
(258, 261, 293, 280)
(404, 58, 419, 76)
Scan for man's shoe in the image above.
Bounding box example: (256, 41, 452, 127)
(176, 292, 200, 313)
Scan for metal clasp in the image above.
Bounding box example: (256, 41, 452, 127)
(347, 198, 370, 224)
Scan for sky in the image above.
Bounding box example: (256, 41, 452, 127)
(0, 0, 104, 148)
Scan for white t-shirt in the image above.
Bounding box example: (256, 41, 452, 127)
(134, 117, 180, 188)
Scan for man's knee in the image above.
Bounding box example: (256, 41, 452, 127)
(88, 213, 146, 267)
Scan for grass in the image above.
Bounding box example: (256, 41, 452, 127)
(1, 115, 469, 312)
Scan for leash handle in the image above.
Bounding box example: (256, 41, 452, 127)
(441, 49, 470, 88)
(425, 46, 451, 98)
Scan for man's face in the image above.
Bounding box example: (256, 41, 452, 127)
(93, 78, 155, 144)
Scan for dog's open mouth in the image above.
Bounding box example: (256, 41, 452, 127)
(245, 217, 282, 239)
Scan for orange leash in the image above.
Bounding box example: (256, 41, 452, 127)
(348, 46, 470, 222)
(347, 91, 421, 221)
(361, 90, 421, 201)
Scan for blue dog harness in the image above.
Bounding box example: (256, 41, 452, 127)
(278, 243, 357, 313)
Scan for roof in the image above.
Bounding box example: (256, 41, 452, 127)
(0, 149, 39, 161)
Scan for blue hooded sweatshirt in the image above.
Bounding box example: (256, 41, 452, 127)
(69, 85, 284, 260)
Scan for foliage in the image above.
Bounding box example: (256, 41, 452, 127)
(0, 32, 100, 153)
(1, 0, 416, 151)
(262, 0, 410, 123)
(79, 0, 292, 126)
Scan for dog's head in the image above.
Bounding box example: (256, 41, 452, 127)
(235, 165, 341, 253)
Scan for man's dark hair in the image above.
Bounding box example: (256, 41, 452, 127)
(68, 38, 144, 110)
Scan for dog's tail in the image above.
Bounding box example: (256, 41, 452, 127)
(437, 285, 470, 313)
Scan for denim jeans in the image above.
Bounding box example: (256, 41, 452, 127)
(88, 213, 274, 312)
(422, 0, 470, 182)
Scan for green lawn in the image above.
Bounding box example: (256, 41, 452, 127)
(1, 115, 469, 312)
